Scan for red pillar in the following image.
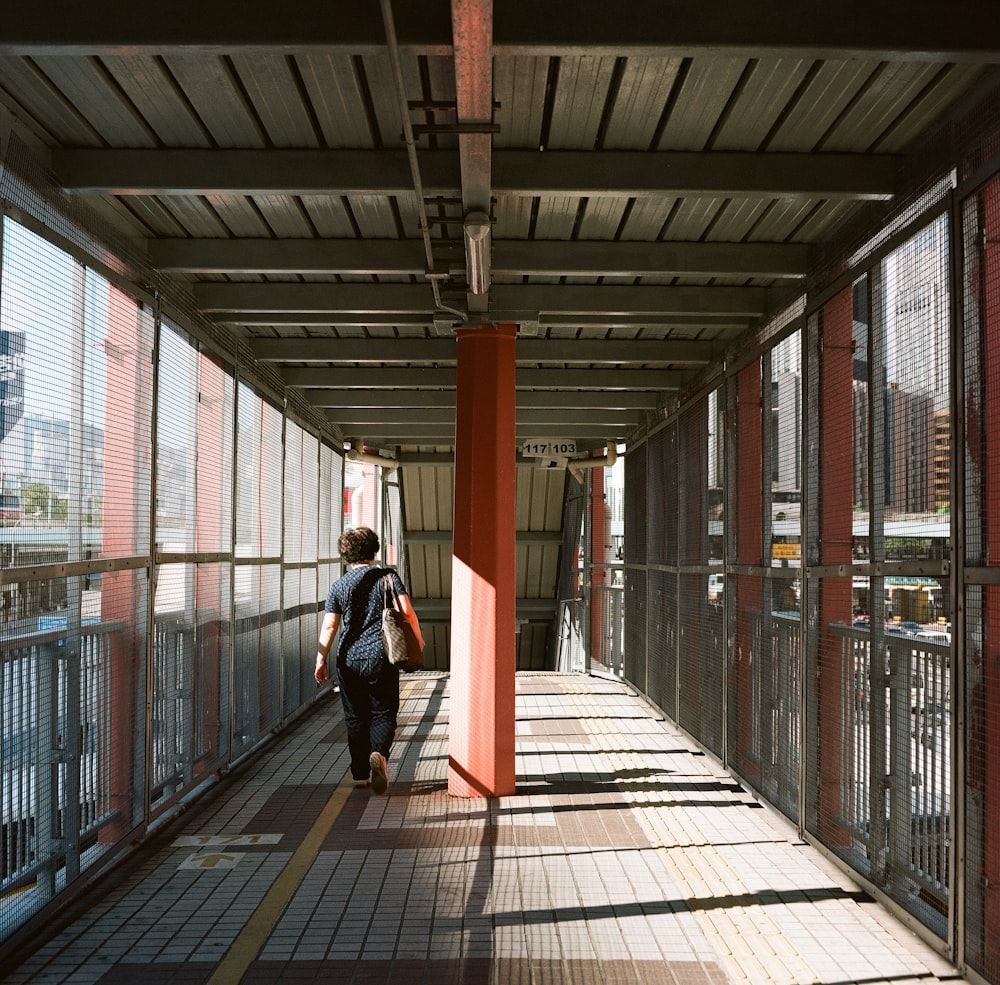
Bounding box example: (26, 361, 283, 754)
(448, 322, 517, 798)
(817, 287, 854, 846)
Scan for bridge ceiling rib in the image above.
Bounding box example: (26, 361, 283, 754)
(0, 0, 993, 449)
(2, 1, 992, 651)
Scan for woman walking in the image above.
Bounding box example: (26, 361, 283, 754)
(314, 526, 424, 794)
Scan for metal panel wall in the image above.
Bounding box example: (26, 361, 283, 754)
(0, 212, 344, 946)
(961, 172, 1000, 983)
(624, 201, 962, 959)
(676, 397, 725, 759)
(624, 443, 647, 689)
(645, 426, 678, 719)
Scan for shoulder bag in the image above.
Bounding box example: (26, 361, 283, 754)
(381, 572, 424, 672)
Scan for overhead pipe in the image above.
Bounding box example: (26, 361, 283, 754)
(568, 443, 617, 485)
(346, 445, 399, 473)
(378, 0, 466, 327)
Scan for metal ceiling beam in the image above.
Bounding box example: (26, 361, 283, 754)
(215, 311, 750, 330)
(2, 2, 994, 62)
(535, 314, 750, 330)
(341, 422, 635, 440)
(315, 390, 660, 409)
(494, 151, 896, 200)
(249, 338, 714, 364)
(413, 598, 556, 621)
(492, 284, 767, 316)
(396, 451, 611, 465)
(452, 0, 493, 315)
(54, 149, 896, 200)
(149, 238, 430, 275)
(496, 241, 810, 279)
(148, 237, 810, 279)
(194, 282, 768, 316)
(406, 529, 561, 544)
(215, 313, 439, 328)
(329, 408, 645, 425)
(324, 388, 660, 412)
(280, 367, 686, 389)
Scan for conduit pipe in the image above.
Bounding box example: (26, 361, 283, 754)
(346, 446, 399, 472)
(378, 0, 466, 327)
(568, 443, 617, 485)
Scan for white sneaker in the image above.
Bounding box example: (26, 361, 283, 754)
(369, 752, 388, 795)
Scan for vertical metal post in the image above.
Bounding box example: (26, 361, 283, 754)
(144, 294, 163, 824)
(37, 642, 58, 899)
(61, 262, 87, 882)
(279, 403, 288, 717)
(949, 185, 966, 966)
(816, 290, 855, 848)
(760, 353, 780, 802)
(724, 373, 740, 771)
(869, 265, 893, 888)
(589, 464, 607, 677)
(228, 370, 241, 761)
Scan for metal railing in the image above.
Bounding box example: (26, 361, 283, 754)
(1, 612, 233, 900)
(150, 615, 196, 804)
(830, 622, 950, 916)
(750, 611, 802, 818)
(1, 620, 119, 897)
(594, 584, 624, 677)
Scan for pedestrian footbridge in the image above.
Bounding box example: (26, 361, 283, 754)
(0, 673, 969, 985)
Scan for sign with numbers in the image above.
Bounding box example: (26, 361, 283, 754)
(521, 439, 577, 458)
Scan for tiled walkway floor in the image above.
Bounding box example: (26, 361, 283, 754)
(1, 673, 970, 984)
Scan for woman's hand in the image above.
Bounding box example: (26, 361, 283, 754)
(315, 611, 340, 686)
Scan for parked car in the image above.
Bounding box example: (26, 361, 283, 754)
(707, 573, 724, 604)
(0, 492, 20, 525)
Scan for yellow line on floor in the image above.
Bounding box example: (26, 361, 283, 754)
(207, 684, 421, 985)
(206, 768, 354, 985)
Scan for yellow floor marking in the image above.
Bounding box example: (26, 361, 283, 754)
(206, 770, 354, 985)
(207, 683, 420, 984)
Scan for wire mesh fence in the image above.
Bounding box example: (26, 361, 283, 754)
(624, 184, 963, 957)
(0, 211, 348, 946)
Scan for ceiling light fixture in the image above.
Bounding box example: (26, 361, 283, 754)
(463, 211, 492, 295)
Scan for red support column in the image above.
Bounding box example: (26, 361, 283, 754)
(448, 322, 517, 798)
(817, 288, 855, 847)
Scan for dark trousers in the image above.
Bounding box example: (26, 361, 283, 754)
(336, 659, 400, 780)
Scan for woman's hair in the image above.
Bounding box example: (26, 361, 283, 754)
(338, 526, 380, 564)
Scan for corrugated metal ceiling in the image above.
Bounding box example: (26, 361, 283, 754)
(1, 1, 997, 659)
(2, 14, 992, 440)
